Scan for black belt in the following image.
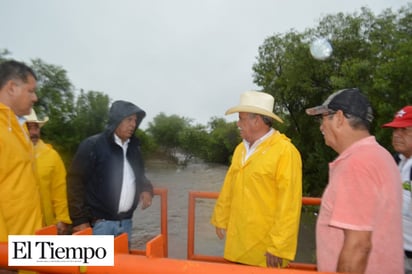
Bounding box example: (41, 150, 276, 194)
(405, 250, 412, 259)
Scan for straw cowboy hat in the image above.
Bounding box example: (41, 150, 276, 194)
(24, 109, 49, 127)
(225, 91, 284, 123)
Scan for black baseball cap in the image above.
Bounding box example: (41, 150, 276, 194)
(305, 88, 374, 123)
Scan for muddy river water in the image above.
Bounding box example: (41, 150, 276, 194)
(131, 159, 317, 264)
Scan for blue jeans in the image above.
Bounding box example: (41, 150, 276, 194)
(92, 219, 133, 247)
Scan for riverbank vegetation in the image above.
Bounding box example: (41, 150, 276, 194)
(1, 5, 410, 196)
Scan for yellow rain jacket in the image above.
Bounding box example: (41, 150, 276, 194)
(211, 131, 302, 267)
(34, 140, 71, 226)
(0, 103, 43, 241)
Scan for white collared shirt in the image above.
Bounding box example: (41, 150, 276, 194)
(114, 134, 136, 213)
(242, 128, 274, 163)
(18, 116, 27, 125)
(398, 154, 412, 251)
(18, 115, 30, 142)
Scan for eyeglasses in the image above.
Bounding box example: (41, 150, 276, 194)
(315, 111, 336, 123)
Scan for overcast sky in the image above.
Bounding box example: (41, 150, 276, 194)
(0, 0, 409, 129)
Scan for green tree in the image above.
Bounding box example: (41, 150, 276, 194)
(31, 59, 112, 165)
(178, 124, 209, 163)
(72, 90, 110, 141)
(146, 112, 192, 161)
(204, 117, 240, 164)
(30, 59, 77, 163)
(252, 5, 411, 196)
(136, 128, 158, 159)
(369, 5, 412, 148)
(61, 89, 111, 164)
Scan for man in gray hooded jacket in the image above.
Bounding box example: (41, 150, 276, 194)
(67, 100, 153, 246)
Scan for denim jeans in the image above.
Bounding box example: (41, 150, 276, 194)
(92, 219, 133, 247)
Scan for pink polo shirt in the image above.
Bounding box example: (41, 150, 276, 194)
(316, 136, 403, 274)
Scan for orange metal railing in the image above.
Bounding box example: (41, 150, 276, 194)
(130, 187, 168, 257)
(187, 191, 322, 271)
(0, 187, 168, 273)
(0, 188, 330, 273)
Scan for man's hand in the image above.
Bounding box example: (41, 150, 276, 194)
(265, 252, 284, 268)
(140, 191, 152, 210)
(72, 223, 91, 234)
(56, 221, 71, 235)
(215, 227, 226, 239)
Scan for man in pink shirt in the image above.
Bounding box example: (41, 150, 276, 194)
(306, 88, 403, 274)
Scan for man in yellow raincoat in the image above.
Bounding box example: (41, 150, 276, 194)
(0, 60, 43, 241)
(211, 91, 302, 268)
(25, 109, 72, 235)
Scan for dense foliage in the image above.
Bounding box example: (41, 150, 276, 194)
(146, 113, 240, 164)
(252, 5, 412, 195)
(1, 5, 410, 196)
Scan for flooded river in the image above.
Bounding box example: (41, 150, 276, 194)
(131, 158, 317, 264)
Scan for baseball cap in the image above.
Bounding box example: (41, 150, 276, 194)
(305, 88, 374, 123)
(382, 106, 412, 128)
